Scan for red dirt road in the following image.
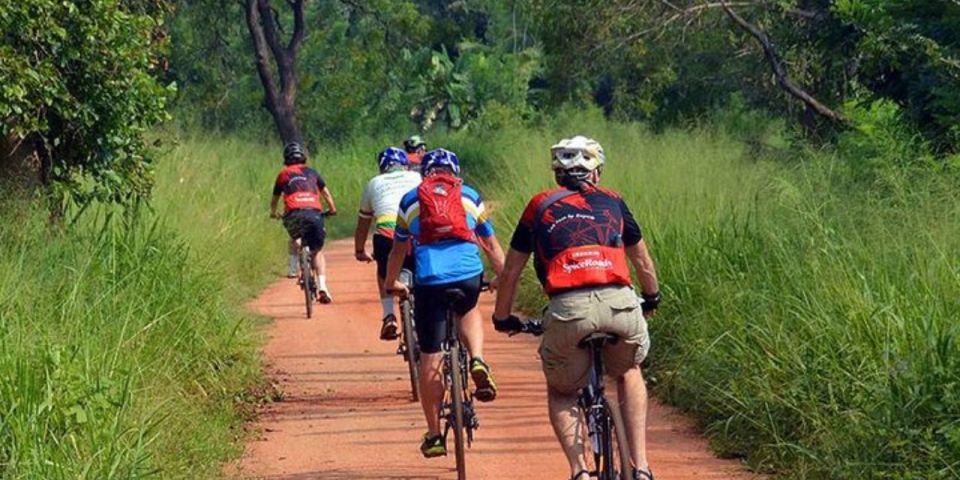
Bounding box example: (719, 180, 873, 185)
(236, 240, 760, 479)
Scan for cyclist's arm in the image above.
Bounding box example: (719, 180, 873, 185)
(320, 187, 337, 215)
(270, 194, 281, 218)
(626, 240, 658, 295)
(620, 200, 658, 295)
(476, 234, 505, 276)
(493, 248, 530, 320)
(383, 236, 409, 288)
(354, 216, 372, 254)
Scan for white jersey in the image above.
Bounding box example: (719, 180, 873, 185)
(359, 169, 422, 237)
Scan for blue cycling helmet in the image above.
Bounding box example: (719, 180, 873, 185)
(420, 148, 461, 176)
(377, 147, 409, 173)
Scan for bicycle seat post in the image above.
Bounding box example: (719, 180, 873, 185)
(443, 288, 466, 341)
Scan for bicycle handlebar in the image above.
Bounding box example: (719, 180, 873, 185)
(509, 318, 544, 337)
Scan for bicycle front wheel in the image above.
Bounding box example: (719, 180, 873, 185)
(449, 340, 467, 480)
(400, 297, 420, 401)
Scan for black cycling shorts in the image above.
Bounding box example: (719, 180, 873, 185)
(372, 234, 415, 279)
(282, 209, 326, 251)
(414, 274, 482, 354)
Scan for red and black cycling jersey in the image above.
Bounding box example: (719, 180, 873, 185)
(509, 186, 642, 295)
(273, 164, 326, 214)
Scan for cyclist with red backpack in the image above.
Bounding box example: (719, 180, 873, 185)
(384, 148, 506, 458)
(492, 136, 660, 480)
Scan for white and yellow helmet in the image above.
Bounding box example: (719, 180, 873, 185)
(550, 135, 605, 172)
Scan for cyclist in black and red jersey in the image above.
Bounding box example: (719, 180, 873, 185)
(270, 142, 338, 303)
(402, 135, 427, 167)
(492, 136, 660, 480)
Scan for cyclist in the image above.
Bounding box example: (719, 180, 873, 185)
(354, 147, 422, 340)
(384, 148, 506, 458)
(270, 142, 338, 304)
(491, 136, 660, 480)
(402, 135, 427, 166)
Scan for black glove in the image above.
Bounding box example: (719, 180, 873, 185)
(641, 292, 661, 313)
(493, 314, 524, 333)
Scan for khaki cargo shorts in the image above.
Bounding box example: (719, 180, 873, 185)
(539, 286, 650, 394)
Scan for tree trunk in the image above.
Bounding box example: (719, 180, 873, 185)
(0, 133, 41, 195)
(245, 0, 306, 144)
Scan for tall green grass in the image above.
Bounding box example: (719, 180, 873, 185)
(437, 110, 960, 479)
(0, 134, 379, 478)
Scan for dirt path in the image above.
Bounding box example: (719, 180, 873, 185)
(236, 239, 760, 479)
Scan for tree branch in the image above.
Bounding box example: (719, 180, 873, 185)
(720, 0, 846, 124)
(288, 0, 305, 55)
(245, 0, 280, 113)
(257, 0, 289, 68)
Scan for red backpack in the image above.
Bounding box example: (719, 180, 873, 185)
(417, 173, 474, 244)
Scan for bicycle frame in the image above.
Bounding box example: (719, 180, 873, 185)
(578, 336, 630, 480)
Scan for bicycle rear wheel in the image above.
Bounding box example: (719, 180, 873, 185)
(400, 297, 420, 401)
(606, 397, 632, 480)
(300, 249, 314, 318)
(580, 398, 631, 480)
(449, 340, 467, 480)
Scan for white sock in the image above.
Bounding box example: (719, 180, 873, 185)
(288, 254, 298, 273)
(380, 297, 395, 318)
(317, 275, 328, 291)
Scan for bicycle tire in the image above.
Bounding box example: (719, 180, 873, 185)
(301, 250, 314, 319)
(606, 397, 632, 480)
(400, 297, 420, 401)
(449, 339, 468, 480)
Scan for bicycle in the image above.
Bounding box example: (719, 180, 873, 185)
(512, 319, 632, 480)
(440, 283, 491, 480)
(396, 268, 421, 401)
(276, 210, 330, 319)
(295, 241, 316, 319)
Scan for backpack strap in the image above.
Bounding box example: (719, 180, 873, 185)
(535, 189, 577, 221)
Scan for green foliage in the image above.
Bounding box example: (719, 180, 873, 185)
(0, 0, 173, 206)
(168, 0, 541, 140)
(407, 44, 540, 131)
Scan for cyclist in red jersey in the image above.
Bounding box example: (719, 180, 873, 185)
(270, 142, 338, 303)
(492, 136, 660, 480)
(402, 135, 427, 166)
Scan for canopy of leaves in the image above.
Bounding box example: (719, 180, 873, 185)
(169, 0, 538, 140)
(0, 0, 173, 208)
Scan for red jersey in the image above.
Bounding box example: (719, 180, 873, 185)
(407, 151, 423, 166)
(509, 187, 642, 295)
(273, 164, 326, 214)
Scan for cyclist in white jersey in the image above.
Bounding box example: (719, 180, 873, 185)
(354, 147, 423, 339)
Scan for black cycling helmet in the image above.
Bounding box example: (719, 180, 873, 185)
(403, 135, 426, 153)
(283, 142, 307, 165)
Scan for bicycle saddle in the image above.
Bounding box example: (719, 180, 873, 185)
(577, 332, 619, 349)
(443, 288, 467, 306)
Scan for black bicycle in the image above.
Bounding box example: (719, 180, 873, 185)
(296, 242, 316, 319)
(439, 286, 484, 480)
(277, 210, 330, 319)
(513, 320, 632, 480)
(396, 268, 421, 401)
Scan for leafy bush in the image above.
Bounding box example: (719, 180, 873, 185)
(0, 0, 173, 208)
